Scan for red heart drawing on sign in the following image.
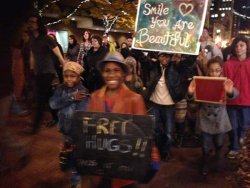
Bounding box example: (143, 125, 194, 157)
(179, 3, 194, 17)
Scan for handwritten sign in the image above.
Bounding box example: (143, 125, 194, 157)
(194, 76, 227, 104)
(133, 0, 208, 55)
(71, 112, 154, 180)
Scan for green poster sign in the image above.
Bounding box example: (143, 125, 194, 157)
(133, 0, 208, 55)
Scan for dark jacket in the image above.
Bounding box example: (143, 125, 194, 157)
(84, 46, 108, 92)
(145, 61, 184, 103)
(66, 43, 80, 62)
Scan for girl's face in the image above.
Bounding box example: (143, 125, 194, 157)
(200, 29, 210, 42)
(207, 63, 222, 77)
(84, 31, 89, 40)
(102, 62, 125, 90)
(91, 38, 100, 49)
(121, 43, 127, 49)
(235, 41, 247, 58)
(68, 37, 74, 44)
(63, 70, 80, 87)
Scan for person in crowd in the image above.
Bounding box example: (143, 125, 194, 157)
(145, 52, 184, 161)
(200, 27, 223, 60)
(103, 34, 117, 52)
(223, 36, 250, 159)
(222, 39, 234, 62)
(83, 51, 160, 188)
(84, 34, 108, 92)
(66, 35, 80, 62)
(114, 41, 120, 51)
(49, 62, 89, 188)
(120, 37, 133, 59)
(120, 36, 148, 86)
(48, 33, 64, 84)
(77, 30, 92, 66)
(102, 33, 111, 52)
(20, 30, 32, 89)
(26, 14, 65, 133)
(116, 42, 127, 53)
(172, 53, 198, 147)
(20, 30, 35, 105)
(120, 42, 128, 50)
(171, 54, 189, 147)
(185, 49, 210, 144)
(187, 56, 238, 175)
(124, 56, 144, 95)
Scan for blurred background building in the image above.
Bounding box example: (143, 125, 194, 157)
(209, 0, 250, 47)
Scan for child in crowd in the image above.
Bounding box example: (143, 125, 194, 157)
(49, 62, 89, 188)
(84, 51, 160, 188)
(124, 56, 144, 95)
(187, 56, 238, 176)
(223, 36, 250, 159)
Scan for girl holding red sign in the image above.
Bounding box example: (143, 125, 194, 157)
(187, 56, 238, 176)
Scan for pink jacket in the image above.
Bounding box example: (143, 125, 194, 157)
(223, 56, 250, 106)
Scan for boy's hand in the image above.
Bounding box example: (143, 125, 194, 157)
(73, 90, 89, 101)
(188, 79, 196, 95)
(224, 79, 233, 94)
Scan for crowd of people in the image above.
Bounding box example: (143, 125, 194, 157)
(1, 11, 250, 188)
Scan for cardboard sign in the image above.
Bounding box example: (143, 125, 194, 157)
(194, 76, 227, 104)
(133, 0, 208, 55)
(71, 112, 154, 180)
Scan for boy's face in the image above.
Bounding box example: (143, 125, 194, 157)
(207, 63, 222, 77)
(63, 70, 80, 87)
(126, 38, 133, 47)
(27, 17, 38, 32)
(158, 54, 171, 66)
(102, 62, 125, 90)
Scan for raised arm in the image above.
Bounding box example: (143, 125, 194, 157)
(52, 46, 65, 67)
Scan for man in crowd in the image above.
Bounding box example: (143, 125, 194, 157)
(27, 14, 65, 134)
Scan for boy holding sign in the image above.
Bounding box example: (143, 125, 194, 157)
(187, 56, 238, 176)
(84, 51, 160, 188)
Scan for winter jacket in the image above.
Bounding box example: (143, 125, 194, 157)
(223, 56, 250, 106)
(146, 61, 184, 103)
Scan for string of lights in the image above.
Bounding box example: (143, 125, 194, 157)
(46, 0, 90, 26)
(39, 0, 61, 16)
(103, 15, 119, 34)
(232, 9, 250, 19)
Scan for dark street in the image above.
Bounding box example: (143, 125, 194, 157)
(0, 113, 239, 188)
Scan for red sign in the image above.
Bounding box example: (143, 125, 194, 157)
(194, 76, 226, 104)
